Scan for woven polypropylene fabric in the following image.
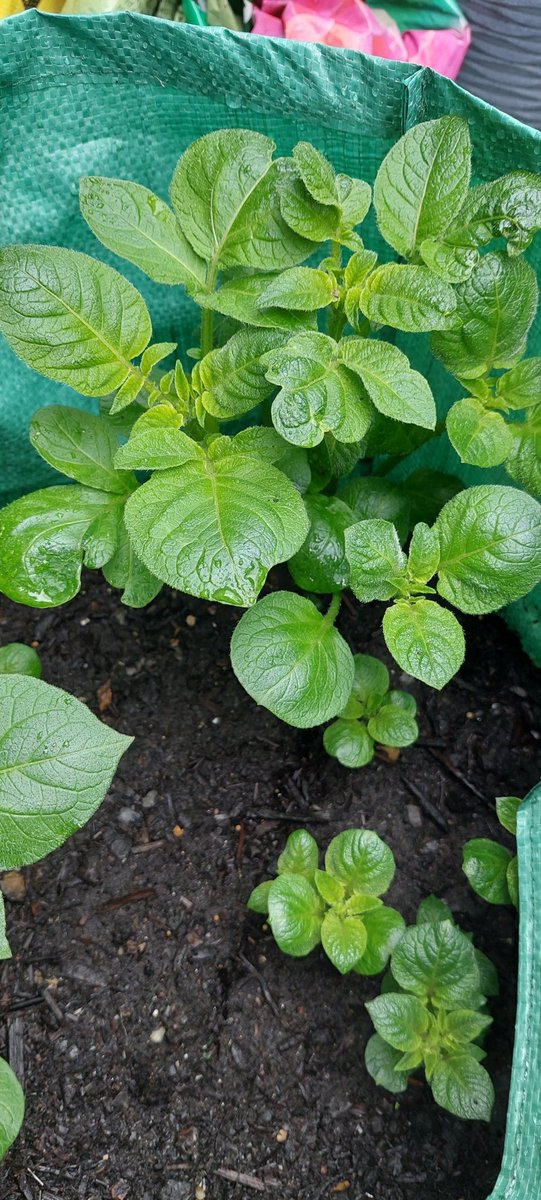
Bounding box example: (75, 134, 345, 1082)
(0, 10, 540, 676)
(485, 779, 541, 1200)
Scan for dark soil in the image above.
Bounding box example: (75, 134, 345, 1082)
(0, 577, 540, 1200)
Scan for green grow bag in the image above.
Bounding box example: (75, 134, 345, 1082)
(0, 16, 539, 1193)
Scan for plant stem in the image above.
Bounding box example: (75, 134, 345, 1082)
(330, 240, 342, 270)
(324, 593, 342, 627)
(201, 307, 214, 359)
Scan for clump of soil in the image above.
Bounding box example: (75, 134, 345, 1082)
(1, 576, 539, 1200)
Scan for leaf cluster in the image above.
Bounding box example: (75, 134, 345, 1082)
(247, 828, 404, 976)
(323, 653, 418, 768)
(463, 795, 521, 907)
(365, 897, 498, 1121)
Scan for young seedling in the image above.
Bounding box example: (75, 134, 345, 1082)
(365, 897, 498, 1121)
(0, 643, 132, 1158)
(0, 119, 540, 731)
(463, 796, 521, 907)
(248, 828, 404, 975)
(323, 653, 418, 767)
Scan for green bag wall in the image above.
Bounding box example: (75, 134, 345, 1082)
(0, 14, 540, 1197)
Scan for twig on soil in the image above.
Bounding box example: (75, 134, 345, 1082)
(3, 995, 45, 1015)
(237, 953, 281, 1019)
(8, 1014, 25, 1087)
(215, 1168, 277, 1191)
(247, 808, 332, 823)
(43, 987, 64, 1024)
(98, 888, 156, 913)
(402, 778, 449, 832)
(427, 749, 486, 801)
(132, 839, 168, 854)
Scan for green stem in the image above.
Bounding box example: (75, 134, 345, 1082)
(200, 263, 218, 359)
(330, 240, 342, 270)
(328, 307, 347, 342)
(323, 593, 342, 627)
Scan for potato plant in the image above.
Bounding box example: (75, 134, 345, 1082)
(0, 118, 539, 739)
(463, 795, 521, 907)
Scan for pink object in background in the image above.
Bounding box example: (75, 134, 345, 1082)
(251, 0, 471, 80)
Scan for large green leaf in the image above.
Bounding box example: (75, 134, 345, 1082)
(0, 245, 151, 395)
(0, 674, 132, 869)
(366, 992, 429, 1052)
(267, 874, 324, 956)
(382, 599, 465, 689)
(277, 829, 319, 878)
(323, 719, 375, 768)
(79, 176, 206, 292)
(266, 332, 372, 448)
(496, 358, 541, 410)
(0, 644, 41, 679)
(391, 921, 481, 1009)
(102, 526, 162, 609)
(462, 838, 513, 905)
(170, 129, 311, 271)
(230, 591, 354, 727)
(321, 909, 367, 974)
(199, 328, 285, 420)
(432, 253, 538, 379)
(325, 829, 395, 896)
(292, 141, 338, 206)
(125, 455, 308, 606)
(288, 494, 354, 593)
(0, 1057, 25, 1159)
(430, 1054, 494, 1122)
(506, 411, 541, 496)
(365, 1033, 409, 1094)
(338, 337, 436, 429)
(435, 485, 541, 614)
(338, 476, 411, 544)
(0, 486, 122, 607)
(355, 906, 405, 976)
(30, 405, 135, 493)
(451, 171, 541, 255)
(374, 116, 471, 259)
(258, 267, 334, 311)
(358, 264, 459, 334)
(197, 274, 316, 331)
(367, 703, 418, 748)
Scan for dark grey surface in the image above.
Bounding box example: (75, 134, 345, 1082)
(458, 1, 541, 130)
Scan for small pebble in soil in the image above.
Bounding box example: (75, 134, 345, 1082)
(406, 804, 423, 828)
(149, 1025, 166, 1044)
(142, 789, 157, 808)
(276, 1127, 288, 1143)
(0, 870, 26, 901)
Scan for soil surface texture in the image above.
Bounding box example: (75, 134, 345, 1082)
(1, 577, 540, 1200)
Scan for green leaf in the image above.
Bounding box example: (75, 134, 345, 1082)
(366, 992, 429, 1052)
(430, 1054, 494, 1121)
(452, 171, 541, 255)
(114, 428, 203, 471)
(496, 795, 521, 836)
(336, 174, 372, 229)
(355, 905, 405, 976)
(267, 873, 324, 956)
(344, 249, 378, 290)
(199, 328, 285, 420)
(496, 358, 541, 410)
(432, 253, 538, 378)
(258, 267, 334, 312)
(277, 829, 319, 879)
(446, 398, 513, 468)
(419, 238, 479, 284)
(125, 455, 309, 607)
(198, 275, 316, 331)
(402, 470, 463, 527)
(170, 130, 311, 271)
(444, 1009, 493, 1045)
(374, 116, 471, 259)
(266, 332, 372, 448)
(391, 920, 481, 1009)
(0, 1057, 25, 1159)
(321, 909, 368, 974)
(292, 142, 338, 206)
(365, 1033, 409, 1094)
(323, 719, 375, 768)
(507, 856, 519, 908)
(383, 600, 465, 690)
(288, 494, 354, 593)
(338, 477, 411, 544)
(247, 880, 273, 914)
(79, 176, 206, 291)
(30, 405, 135, 494)
(0, 644, 41, 679)
(358, 264, 459, 334)
(407, 522, 440, 583)
(351, 653, 390, 706)
(417, 896, 453, 925)
(102, 526, 162, 608)
(345, 519, 407, 602)
(506, 412, 541, 496)
(140, 342, 177, 376)
(338, 337, 436, 429)
(0, 245, 151, 396)
(367, 704, 418, 748)
(82, 506, 122, 569)
(278, 171, 341, 243)
(325, 829, 395, 896)
(0, 486, 122, 607)
(314, 870, 345, 905)
(475, 948, 500, 997)
(0, 895, 10, 961)
(462, 839, 513, 905)
(435, 485, 541, 614)
(230, 591, 354, 728)
(0, 675, 132, 870)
